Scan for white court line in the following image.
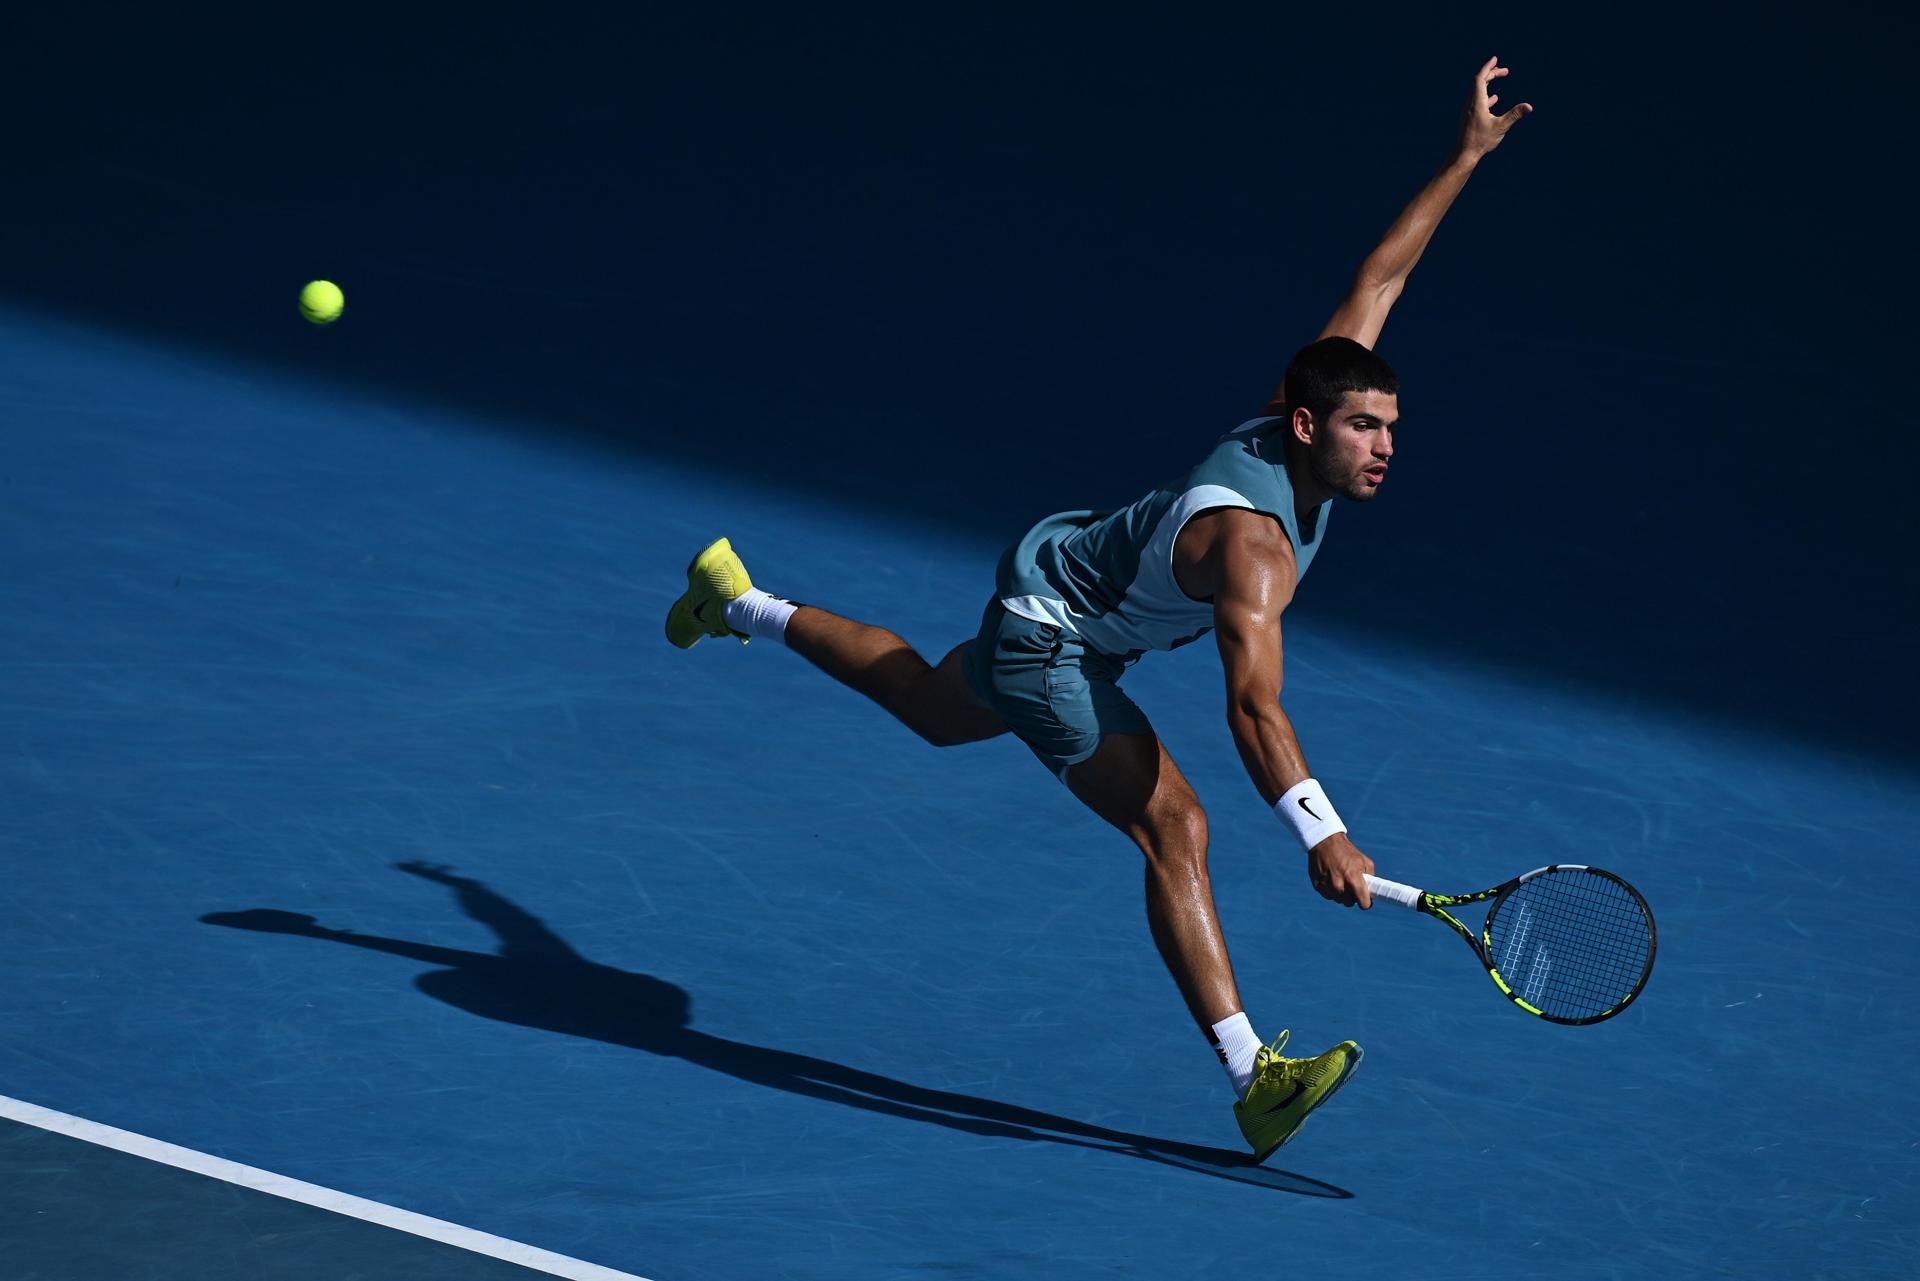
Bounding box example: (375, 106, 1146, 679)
(0, 1093, 654, 1281)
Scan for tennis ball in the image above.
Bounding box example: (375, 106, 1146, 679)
(299, 279, 345, 325)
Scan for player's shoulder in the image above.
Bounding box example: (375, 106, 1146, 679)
(1180, 505, 1296, 604)
(1189, 502, 1281, 536)
(1210, 506, 1294, 563)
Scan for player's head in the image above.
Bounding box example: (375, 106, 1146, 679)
(1283, 337, 1400, 503)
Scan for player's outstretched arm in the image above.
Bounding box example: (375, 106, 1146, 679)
(1321, 56, 1532, 347)
(1320, 55, 1528, 347)
(1264, 57, 1532, 410)
(1201, 509, 1377, 907)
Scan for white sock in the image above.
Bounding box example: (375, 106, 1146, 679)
(1209, 1011, 1264, 1101)
(723, 587, 800, 643)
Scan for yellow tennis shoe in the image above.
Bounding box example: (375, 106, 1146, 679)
(1232, 1030, 1364, 1162)
(665, 536, 754, 648)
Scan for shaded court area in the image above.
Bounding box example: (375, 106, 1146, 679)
(2, 309, 1914, 1278)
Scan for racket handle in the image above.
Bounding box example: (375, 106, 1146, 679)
(1363, 875, 1422, 911)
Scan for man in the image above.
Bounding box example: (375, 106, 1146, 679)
(665, 58, 1531, 1161)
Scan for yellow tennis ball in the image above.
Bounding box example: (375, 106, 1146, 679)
(299, 279, 345, 325)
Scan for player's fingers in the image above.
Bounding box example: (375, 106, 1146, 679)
(1497, 102, 1534, 127)
(1354, 877, 1374, 910)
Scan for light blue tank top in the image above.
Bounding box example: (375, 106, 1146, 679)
(995, 416, 1329, 662)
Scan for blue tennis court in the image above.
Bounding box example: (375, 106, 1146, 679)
(3, 8, 1913, 1279)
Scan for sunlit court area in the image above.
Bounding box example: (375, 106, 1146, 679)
(3, 8, 1914, 1280)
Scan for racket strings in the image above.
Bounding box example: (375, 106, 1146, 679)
(1485, 871, 1653, 1021)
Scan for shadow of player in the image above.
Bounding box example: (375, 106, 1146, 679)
(202, 862, 1350, 1197)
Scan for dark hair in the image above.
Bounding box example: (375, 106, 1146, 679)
(1283, 336, 1399, 429)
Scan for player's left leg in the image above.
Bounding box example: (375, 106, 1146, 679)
(785, 609, 1009, 747)
(666, 536, 1008, 748)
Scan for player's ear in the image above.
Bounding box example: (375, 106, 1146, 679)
(1290, 406, 1316, 447)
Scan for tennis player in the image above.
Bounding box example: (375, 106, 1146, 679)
(666, 58, 1531, 1161)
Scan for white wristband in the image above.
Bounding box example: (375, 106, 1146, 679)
(1276, 778, 1346, 851)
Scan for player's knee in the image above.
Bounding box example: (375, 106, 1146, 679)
(890, 683, 951, 746)
(904, 703, 980, 747)
(1144, 804, 1209, 874)
(906, 664, 995, 747)
(907, 701, 966, 748)
(916, 722, 964, 748)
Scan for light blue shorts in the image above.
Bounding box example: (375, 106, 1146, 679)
(961, 597, 1152, 782)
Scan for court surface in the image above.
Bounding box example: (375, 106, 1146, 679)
(2, 305, 1914, 1279)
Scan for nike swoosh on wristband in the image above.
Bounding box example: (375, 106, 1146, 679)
(1297, 797, 1320, 820)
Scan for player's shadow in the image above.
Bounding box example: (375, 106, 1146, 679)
(202, 861, 1349, 1198)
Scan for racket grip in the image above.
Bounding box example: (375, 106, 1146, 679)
(1363, 875, 1422, 911)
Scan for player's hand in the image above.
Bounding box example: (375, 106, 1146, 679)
(1455, 56, 1533, 160)
(1307, 833, 1376, 908)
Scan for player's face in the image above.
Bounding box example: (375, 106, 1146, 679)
(1308, 390, 1398, 502)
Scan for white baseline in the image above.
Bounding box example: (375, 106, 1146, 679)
(0, 1093, 653, 1281)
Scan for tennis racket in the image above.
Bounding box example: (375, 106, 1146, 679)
(1362, 865, 1656, 1025)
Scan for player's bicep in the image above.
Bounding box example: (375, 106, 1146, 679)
(1210, 518, 1297, 712)
(1316, 275, 1403, 350)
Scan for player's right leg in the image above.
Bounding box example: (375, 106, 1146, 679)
(1061, 728, 1362, 1161)
(1061, 731, 1241, 1029)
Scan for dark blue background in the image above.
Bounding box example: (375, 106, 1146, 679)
(10, 3, 1911, 761)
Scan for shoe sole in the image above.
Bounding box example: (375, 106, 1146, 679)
(1279, 1042, 1364, 1149)
(1252, 1042, 1365, 1163)
(665, 538, 740, 648)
